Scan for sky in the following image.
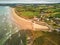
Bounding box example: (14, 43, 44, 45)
(0, 0, 60, 3)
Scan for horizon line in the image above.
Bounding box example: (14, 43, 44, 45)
(0, 1, 60, 4)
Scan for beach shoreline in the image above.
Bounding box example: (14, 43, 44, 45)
(11, 8, 49, 31)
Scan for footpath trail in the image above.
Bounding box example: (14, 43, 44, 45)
(11, 8, 49, 30)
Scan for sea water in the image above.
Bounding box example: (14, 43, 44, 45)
(0, 6, 20, 45)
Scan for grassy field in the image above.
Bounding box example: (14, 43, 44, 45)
(15, 4, 60, 19)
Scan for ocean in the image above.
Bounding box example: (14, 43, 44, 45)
(0, 6, 20, 45)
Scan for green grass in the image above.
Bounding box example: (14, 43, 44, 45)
(32, 31, 60, 45)
(20, 11, 39, 19)
(15, 4, 60, 19)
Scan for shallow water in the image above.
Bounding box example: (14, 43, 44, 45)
(0, 6, 20, 45)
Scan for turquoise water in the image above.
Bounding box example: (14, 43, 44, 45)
(0, 6, 10, 15)
(0, 6, 20, 45)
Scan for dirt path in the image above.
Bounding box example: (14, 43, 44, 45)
(11, 8, 49, 30)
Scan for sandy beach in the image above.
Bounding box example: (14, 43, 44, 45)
(11, 8, 49, 30)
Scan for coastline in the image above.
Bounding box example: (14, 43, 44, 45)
(11, 8, 49, 31)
